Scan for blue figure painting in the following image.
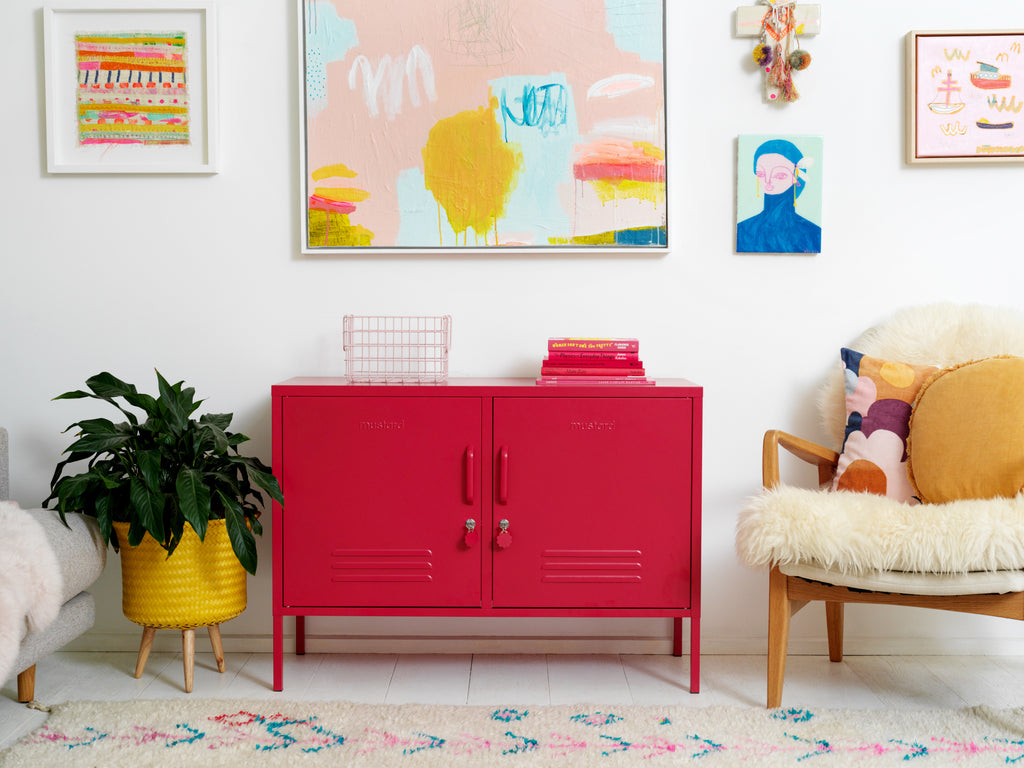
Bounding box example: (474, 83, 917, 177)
(736, 136, 822, 254)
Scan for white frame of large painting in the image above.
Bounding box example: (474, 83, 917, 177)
(44, 3, 219, 174)
(298, 0, 668, 253)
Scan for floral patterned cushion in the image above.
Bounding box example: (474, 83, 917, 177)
(831, 348, 937, 503)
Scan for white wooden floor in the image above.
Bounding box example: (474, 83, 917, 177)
(4, 652, 1024, 751)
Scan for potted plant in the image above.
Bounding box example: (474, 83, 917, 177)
(44, 371, 283, 690)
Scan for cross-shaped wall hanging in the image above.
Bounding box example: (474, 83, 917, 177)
(736, 0, 821, 103)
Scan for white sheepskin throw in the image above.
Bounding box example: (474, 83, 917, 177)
(737, 486, 1024, 575)
(0, 501, 63, 684)
(817, 303, 1024, 449)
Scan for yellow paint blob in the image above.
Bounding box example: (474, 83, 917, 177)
(312, 163, 358, 181)
(313, 187, 371, 203)
(635, 141, 665, 161)
(307, 210, 374, 247)
(421, 97, 523, 243)
(590, 178, 665, 205)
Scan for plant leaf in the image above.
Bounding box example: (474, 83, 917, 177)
(176, 468, 210, 540)
(67, 432, 133, 454)
(200, 412, 233, 431)
(86, 372, 137, 400)
(52, 389, 93, 401)
(230, 457, 285, 505)
(218, 489, 257, 575)
(137, 449, 162, 493)
(129, 476, 161, 540)
(94, 494, 114, 546)
(123, 392, 159, 418)
(156, 370, 189, 432)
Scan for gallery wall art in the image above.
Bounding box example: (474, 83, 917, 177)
(907, 30, 1024, 164)
(736, 134, 823, 254)
(299, 0, 667, 252)
(75, 30, 190, 147)
(44, 5, 218, 174)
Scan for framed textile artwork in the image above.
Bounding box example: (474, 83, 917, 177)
(299, 0, 667, 253)
(735, 134, 823, 254)
(907, 30, 1024, 164)
(43, 4, 218, 174)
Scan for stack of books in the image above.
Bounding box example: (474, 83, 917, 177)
(537, 337, 653, 385)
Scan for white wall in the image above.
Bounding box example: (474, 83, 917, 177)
(3, 0, 1023, 660)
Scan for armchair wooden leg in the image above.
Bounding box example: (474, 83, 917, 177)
(208, 625, 226, 673)
(16, 665, 35, 703)
(135, 626, 157, 679)
(826, 601, 845, 662)
(767, 566, 791, 708)
(182, 628, 195, 693)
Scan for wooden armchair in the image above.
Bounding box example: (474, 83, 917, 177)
(738, 304, 1024, 708)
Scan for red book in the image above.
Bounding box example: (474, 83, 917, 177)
(536, 376, 654, 385)
(548, 337, 639, 353)
(543, 356, 643, 368)
(545, 350, 640, 362)
(541, 366, 646, 376)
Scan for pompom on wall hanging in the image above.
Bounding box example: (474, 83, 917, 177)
(736, 0, 821, 104)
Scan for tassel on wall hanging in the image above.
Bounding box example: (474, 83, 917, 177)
(736, 0, 821, 103)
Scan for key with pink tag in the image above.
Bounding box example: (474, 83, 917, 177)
(497, 519, 512, 549)
(463, 519, 478, 548)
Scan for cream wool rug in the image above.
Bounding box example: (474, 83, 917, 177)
(3, 699, 1024, 767)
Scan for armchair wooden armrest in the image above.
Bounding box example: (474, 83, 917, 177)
(762, 429, 839, 490)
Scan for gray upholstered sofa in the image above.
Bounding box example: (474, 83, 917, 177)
(0, 427, 106, 702)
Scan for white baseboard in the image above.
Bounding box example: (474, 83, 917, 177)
(66, 632, 1024, 656)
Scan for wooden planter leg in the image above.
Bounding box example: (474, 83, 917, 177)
(208, 625, 226, 673)
(135, 626, 157, 679)
(182, 628, 195, 693)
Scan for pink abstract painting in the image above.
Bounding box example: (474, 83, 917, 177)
(301, 0, 666, 250)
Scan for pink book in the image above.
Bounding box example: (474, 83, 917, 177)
(543, 356, 643, 369)
(545, 350, 640, 362)
(536, 376, 655, 385)
(547, 337, 640, 353)
(541, 366, 646, 376)
(536, 376, 655, 386)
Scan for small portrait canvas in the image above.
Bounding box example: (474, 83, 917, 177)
(736, 134, 823, 254)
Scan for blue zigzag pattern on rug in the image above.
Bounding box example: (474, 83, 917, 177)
(4, 699, 1024, 766)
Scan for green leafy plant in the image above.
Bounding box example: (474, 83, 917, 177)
(44, 371, 283, 575)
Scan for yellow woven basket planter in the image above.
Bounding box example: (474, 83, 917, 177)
(113, 520, 246, 630)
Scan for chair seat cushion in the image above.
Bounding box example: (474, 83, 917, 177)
(780, 561, 1024, 595)
(908, 356, 1024, 504)
(737, 485, 1024, 574)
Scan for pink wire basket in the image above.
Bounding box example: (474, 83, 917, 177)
(343, 315, 452, 384)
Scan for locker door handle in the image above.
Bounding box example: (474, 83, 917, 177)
(498, 446, 509, 504)
(465, 446, 475, 504)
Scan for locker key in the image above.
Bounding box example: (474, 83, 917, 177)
(464, 519, 479, 548)
(497, 519, 512, 549)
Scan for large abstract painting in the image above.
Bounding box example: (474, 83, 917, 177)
(300, 0, 667, 252)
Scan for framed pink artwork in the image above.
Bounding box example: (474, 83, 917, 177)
(43, 4, 219, 174)
(907, 30, 1024, 164)
(298, 0, 667, 253)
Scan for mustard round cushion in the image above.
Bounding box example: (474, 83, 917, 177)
(907, 356, 1024, 504)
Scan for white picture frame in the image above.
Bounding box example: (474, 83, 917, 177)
(44, 3, 219, 174)
(297, 0, 668, 254)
